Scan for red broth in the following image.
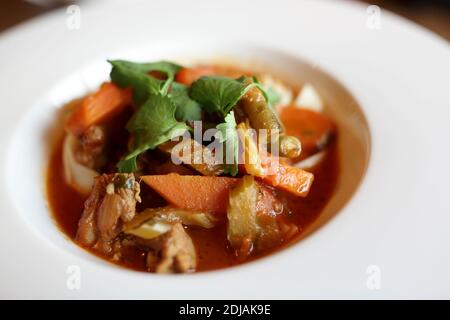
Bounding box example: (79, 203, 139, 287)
(47, 134, 339, 272)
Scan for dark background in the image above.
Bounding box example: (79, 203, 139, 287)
(0, 0, 449, 41)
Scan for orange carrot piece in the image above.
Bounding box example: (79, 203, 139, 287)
(238, 121, 314, 197)
(258, 153, 314, 197)
(280, 106, 335, 159)
(141, 174, 239, 214)
(175, 66, 219, 85)
(66, 82, 132, 136)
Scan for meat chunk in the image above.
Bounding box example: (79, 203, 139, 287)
(144, 223, 197, 274)
(159, 139, 224, 176)
(76, 173, 141, 255)
(81, 125, 105, 152)
(74, 125, 106, 169)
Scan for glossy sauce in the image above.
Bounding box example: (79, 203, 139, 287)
(47, 134, 339, 272)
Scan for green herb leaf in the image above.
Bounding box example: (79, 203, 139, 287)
(141, 61, 182, 76)
(118, 156, 138, 173)
(189, 76, 264, 116)
(170, 83, 202, 121)
(215, 111, 239, 176)
(118, 94, 189, 173)
(108, 60, 182, 105)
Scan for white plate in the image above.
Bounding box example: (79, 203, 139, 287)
(0, 0, 449, 299)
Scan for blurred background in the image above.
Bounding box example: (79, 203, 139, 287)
(0, 0, 449, 41)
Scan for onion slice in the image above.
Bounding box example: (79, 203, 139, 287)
(63, 133, 99, 195)
(294, 151, 327, 170)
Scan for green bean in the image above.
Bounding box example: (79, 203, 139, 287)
(237, 78, 303, 159)
(239, 83, 284, 136)
(278, 135, 302, 159)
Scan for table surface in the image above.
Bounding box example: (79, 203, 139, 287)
(1, 0, 449, 41)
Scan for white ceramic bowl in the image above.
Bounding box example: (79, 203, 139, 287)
(0, 0, 449, 299)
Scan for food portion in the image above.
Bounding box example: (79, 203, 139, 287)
(47, 59, 339, 273)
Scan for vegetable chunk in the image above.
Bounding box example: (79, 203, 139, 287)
(141, 174, 239, 214)
(280, 106, 335, 159)
(66, 82, 132, 136)
(238, 122, 314, 197)
(227, 176, 285, 257)
(260, 153, 314, 197)
(175, 66, 218, 85)
(227, 175, 260, 250)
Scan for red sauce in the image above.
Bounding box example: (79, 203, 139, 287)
(46, 65, 339, 273)
(46, 135, 339, 272)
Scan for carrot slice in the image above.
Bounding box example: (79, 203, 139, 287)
(280, 107, 335, 159)
(238, 121, 314, 197)
(66, 82, 132, 136)
(141, 174, 239, 215)
(258, 153, 314, 197)
(175, 66, 219, 85)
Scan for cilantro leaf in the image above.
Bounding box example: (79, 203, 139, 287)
(215, 111, 239, 176)
(170, 83, 202, 121)
(189, 76, 265, 116)
(118, 94, 189, 173)
(108, 60, 182, 105)
(141, 61, 182, 76)
(117, 157, 138, 173)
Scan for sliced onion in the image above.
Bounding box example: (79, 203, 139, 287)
(294, 151, 327, 170)
(125, 221, 172, 240)
(124, 207, 218, 240)
(63, 134, 98, 195)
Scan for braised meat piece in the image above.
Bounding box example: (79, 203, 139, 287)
(146, 223, 197, 274)
(76, 173, 141, 255)
(74, 125, 106, 169)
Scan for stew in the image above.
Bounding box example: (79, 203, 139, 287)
(46, 60, 339, 273)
